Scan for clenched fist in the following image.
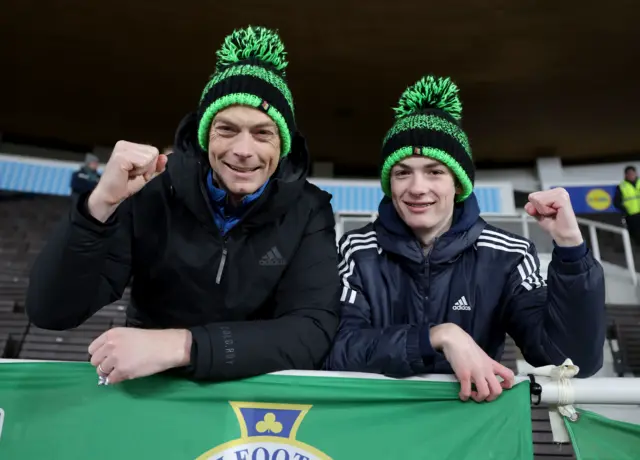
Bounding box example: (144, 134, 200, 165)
(525, 188, 583, 247)
(88, 141, 169, 222)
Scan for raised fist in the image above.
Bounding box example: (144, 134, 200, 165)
(88, 141, 168, 222)
(525, 188, 583, 247)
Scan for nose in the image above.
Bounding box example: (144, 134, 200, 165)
(407, 174, 429, 196)
(231, 132, 254, 160)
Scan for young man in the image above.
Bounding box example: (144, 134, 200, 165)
(326, 76, 605, 402)
(26, 26, 340, 384)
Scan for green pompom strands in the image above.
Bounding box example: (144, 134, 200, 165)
(380, 75, 475, 202)
(196, 26, 296, 157)
(393, 76, 463, 121)
(215, 26, 288, 74)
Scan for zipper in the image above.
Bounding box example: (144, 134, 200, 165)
(198, 166, 228, 285)
(216, 243, 228, 285)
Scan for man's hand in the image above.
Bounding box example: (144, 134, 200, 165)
(87, 141, 169, 222)
(88, 328, 192, 385)
(525, 188, 584, 247)
(430, 324, 515, 402)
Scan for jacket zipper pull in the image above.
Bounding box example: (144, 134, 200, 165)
(216, 247, 228, 285)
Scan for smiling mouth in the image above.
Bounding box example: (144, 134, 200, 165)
(405, 202, 434, 208)
(224, 163, 260, 173)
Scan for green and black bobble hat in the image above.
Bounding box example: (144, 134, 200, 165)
(197, 26, 296, 157)
(380, 75, 474, 202)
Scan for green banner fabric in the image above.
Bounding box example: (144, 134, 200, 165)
(0, 362, 534, 459)
(564, 409, 640, 460)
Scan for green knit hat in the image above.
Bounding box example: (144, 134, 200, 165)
(380, 75, 474, 202)
(197, 26, 295, 156)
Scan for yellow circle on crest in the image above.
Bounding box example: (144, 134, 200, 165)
(585, 188, 611, 211)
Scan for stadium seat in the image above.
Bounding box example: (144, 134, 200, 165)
(0, 333, 9, 358)
(607, 304, 640, 375)
(501, 335, 519, 371)
(0, 312, 29, 338)
(18, 316, 113, 362)
(532, 406, 576, 458)
(0, 299, 16, 313)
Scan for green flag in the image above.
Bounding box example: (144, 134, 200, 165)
(564, 409, 640, 460)
(0, 362, 534, 459)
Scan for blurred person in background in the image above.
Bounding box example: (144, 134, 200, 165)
(326, 76, 606, 402)
(70, 153, 101, 199)
(614, 165, 640, 244)
(26, 26, 340, 384)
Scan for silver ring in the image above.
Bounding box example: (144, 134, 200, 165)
(98, 364, 110, 375)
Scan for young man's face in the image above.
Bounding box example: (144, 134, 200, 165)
(208, 105, 281, 200)
(390, 156, 458, 235)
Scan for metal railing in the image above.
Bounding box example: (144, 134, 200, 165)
(576, 217, 637, 285)
(485, 214, 638, 286)
(335, 212, 638, 285)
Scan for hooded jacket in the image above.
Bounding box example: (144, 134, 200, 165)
(325, 194, 605, 378)
(26, 113, 341, 381)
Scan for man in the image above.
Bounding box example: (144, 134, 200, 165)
(26, 26, 340, 384)
(70, 153, 101, 199)
(325, 75, 605, 403)
(614, 165, 640, 244)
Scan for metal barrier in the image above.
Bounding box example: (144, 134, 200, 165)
(335, 212, 638, 285)
(334, 212, 377, 243)
(484, 214, 638, 286)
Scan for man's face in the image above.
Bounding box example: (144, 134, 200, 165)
(626, 169, 637, 182)
(390, 156, 458, 234)
(87, 161, 99, 171)
(208, 105, 281, 199)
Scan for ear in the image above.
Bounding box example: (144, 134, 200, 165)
(454, 178, 463, 196)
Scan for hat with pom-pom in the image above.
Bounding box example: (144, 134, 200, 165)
(197, 26, 295, 156)
(380, 75, 474, 201)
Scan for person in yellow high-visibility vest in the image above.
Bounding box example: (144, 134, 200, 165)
(614, 165, 640, 244)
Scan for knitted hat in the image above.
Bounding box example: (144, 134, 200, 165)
(197, 26, 295, 157)
(380, 75, 474, 202)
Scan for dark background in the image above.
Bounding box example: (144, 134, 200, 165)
(1, 0, 638, 175)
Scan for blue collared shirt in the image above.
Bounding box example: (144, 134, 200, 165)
(205, 171, 269, 235)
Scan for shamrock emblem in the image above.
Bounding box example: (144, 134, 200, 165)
(256, 412, 283, 434)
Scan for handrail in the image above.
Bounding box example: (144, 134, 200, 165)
(575, 217, 627, 234)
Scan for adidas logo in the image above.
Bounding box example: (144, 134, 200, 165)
(452, 296, 471, 311)
(259, 246, 287, 266)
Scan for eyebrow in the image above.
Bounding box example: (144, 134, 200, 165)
(213, 117, 277, 130)
(395, 162, 442, 170)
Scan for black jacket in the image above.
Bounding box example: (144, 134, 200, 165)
(325, 194, 605, 378)
(26, 113, 341, 381)
(70, 167, 101, 195)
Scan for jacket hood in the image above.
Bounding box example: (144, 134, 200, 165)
(376, 192, 486, 264)
(166, 112, 311, 230)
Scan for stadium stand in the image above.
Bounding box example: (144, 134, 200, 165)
(1, 192, 638, 459)
(607, 305, 640, 376)
(0, 193, 129, 363)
